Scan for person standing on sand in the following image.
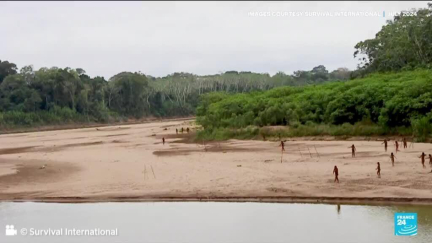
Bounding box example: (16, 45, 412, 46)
(176, 128, 178, 134)
(390, 152, 396, 167)
(187, 127, 190, 133)
(348, 144, 356, 157)
(333, 166, 339, 183)
(382, 139, 388, 152)
(376, 162, 381, 178)
(162, 137, 165, 145)
(419, 152, 426, 168)
(403, 138, 408, 149)
(181, 127, 184, 133)
(429, 154, 432, 173)
(394, 141, 399, 153)
(280, 141, 285, 151)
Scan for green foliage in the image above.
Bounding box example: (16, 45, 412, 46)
(0, 65, 123, 128)
(354, 4, 432, 76)
(196, 126, 260, 142)
(108, 72, 150, 118)
(196, 70, 432, 140)
(411, 115, 432, 142)
(198, 122, 413, 141)
(0, 60, 18, 84)
(0, 58, 353, 130)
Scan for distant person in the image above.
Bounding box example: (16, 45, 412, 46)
(390, 152, 396, 167)
(162, 137, 165, 145)
(181, 127, 184, 133)
(429, 154, 432, 173)
(403, 138, 408, 149)
(419, 152, 426, 168)
(186, 127, 190, 133)
(394, 141, 399, 153)
(280, 141, 285, 151)
(176, 128, 178, 134)
(376, 162, 381, 178)
(333, 166, 339, 183)
(348, 144, 356, 157)
(382, 139, 388, 152)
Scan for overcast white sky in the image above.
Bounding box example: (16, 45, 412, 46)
(0, 1, 429, 78)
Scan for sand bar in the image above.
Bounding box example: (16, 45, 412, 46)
(1, 119, 431, 204)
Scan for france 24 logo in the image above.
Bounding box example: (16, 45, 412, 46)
(395, 213, 417, 236)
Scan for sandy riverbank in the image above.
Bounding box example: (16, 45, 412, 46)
(1, 119, 431, 204)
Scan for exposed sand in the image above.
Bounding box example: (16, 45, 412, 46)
(1, 119, 432, 204)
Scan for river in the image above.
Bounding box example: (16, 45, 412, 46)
(0, 202, 431, 242)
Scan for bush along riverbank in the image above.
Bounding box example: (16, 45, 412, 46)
(196, 70, 432, 142)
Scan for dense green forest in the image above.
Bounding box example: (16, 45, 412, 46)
(196, 70, 432, 141)
(0, 60, 349, 129)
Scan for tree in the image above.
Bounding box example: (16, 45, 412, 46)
(329, 67, 351, 81)
(0, 74, 41, 112)
(311, 65, 329, 82)
(20, 65, 35, 85)
(109, 72, 150, 117)
(23, 90, 42, 112)
(293, 70, 312, 83)
(0, 60, 18, 84)
(354, 4, 432, 75)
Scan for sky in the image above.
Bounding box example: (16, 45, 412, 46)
(0, 1, 429, 79)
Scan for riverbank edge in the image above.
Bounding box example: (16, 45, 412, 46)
(3, 196, 432, 205)
(0, 116, 195, 135)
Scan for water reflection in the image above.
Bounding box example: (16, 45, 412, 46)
(0, 202, 431, 243)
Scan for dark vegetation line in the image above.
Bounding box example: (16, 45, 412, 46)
(1, 3, 432, 141)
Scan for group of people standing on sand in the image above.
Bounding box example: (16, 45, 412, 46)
(381, 138, 432, 169)
(419, 152, 432, 169)
(333, 157, 382, 182)
(332, 138, 432, 183)
(162, 127, 191, 145)
(175, 127, 190, 135)
(381, 138, 408, 153)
